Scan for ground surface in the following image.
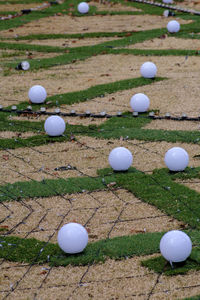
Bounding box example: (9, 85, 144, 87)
(1, 0, 200, 300)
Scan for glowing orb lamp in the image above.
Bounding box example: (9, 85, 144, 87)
(57, 223, 88, 254)
(44, 115, 66, 136)
(140, 62, 157, 78)
(77, 2, 89, 14)
(164, 147, 189, 171)
(109, 147, 133, 171)
(130, 93, 150, 112)
(28, 85, 47, 104)
(160, 230, 192, 263)
(167, 20, 180, 33)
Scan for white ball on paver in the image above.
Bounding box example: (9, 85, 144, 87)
(44, 115, 66, 136)
(160, 230, 192, 263)
(77, 2, 89, 14)
(167, 20, 180, 33)
(28, 85, 47, 104)
(164, 147, 189, 171)
(140, 62, 157, 78)
(57, 223, 88, 254)
(130, 93, 150, 112)
(109, 147, 133, 171)
(21, 61, 30, 71)
(163, 0, 173, 4)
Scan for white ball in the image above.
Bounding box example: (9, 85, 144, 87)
(21, 61, 30, 71)
(57, 223, 88, 254)
(28, 85, 47, 104)
(77, 2, 89, 14)
(164, 147, 189, 171)
(44, 116, 66, 136)
(130, 93, 150, 112)
(109, 147, 133, 171)
(160, 230, 192, 263)
(140, 62, 157, 79)
(167, 20, 180, 33)
(163, 0, 173, 3)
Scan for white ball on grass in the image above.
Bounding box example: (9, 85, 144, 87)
(44, 116, 66, 136)
(21, 61, 30, 71)
(160, 230, 192, 263)
(28, 85, 47, 104)
(130, 93, 150, 112)
(109, 147, 133, 171)
(164, 147, 189, 171)
(167, 20, 180, 33)
(77, 2, 89, 14)
(57, 223, 88, 254)
(140, 62, 157, 79)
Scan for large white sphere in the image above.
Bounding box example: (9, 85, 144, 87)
(163, 0, 173, 3)
(44, 116, 66, 136)
(57, 223, 88, 254)
(140, 62, 157, 79)
(109, 147, 133, 171)
(167, 20, 180, 33)
(77, 2, 89, 14)
(164, 147, 189, 171)
(160, 230, 192, 263)
(28, 85, 47, 104)
(130, 93, 150, 112)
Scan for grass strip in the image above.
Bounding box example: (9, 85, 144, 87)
(0, 232, 163, 266)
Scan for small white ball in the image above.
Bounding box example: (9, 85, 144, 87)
(21, 61, 30, 71)
(130, 93, 150, 112)
(164, 147, 189, 171)
(160, 230, 192, 263)
(57, 223, 88, 254)
(44, 116, 66, 136)
(167, 20, 180, 33)
(163, 0, 173, 3)
(77, 2, 89, 14)
(28, 85, 47, 104)
(140, 62, 157, 79)
(109, 147, 133, 171)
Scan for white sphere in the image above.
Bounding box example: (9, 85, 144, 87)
(44, 116, 66, 136)
(164, 147, 189, 171)
(21, 61, 30, 71)
(77, 2, 89, 14)
(28, 85, 47, 104)
(163, 0, 173, 3)
(140, 62, 157, 79)
(130, 93, 150, 112)
(167, 20, 180, 33)
(160, 230, 192, 263)
(57, 223, 88, 254)
(109, 147, 133, 171)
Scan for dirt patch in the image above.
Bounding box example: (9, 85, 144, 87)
(128, 36, 200, 50)
(1, 188, 183, 243)
(89, 1, 142, 12)
(11, 36, 121, 48)
(2, 54, 200, 116)
(143, 119, 200, 131)
(1, 136, 199, 184)
(181, 0, 200, 10)
(0, 14, 190, 37)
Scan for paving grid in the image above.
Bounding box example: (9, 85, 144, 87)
(0, 0, 200, 299)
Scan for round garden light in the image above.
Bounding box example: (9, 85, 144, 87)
(57, 223, 88, 254)
(160, 230, 192, 263)
(77, 2, 89, 14)
(28, 85, 47, 104)
(164, 147, 189, 171)
(109, 147, 133, 171)
(21, 61, 30, 71)
(130, 93, 150, 112)
(167, 20, 180, 33)
(140, 62, 157, 79)
(44, 115, 66, 136)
